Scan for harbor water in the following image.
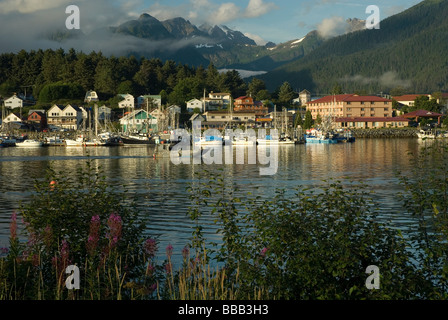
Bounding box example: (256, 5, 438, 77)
(0, 138, 428, 262)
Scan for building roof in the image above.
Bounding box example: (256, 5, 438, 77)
(335, 117, 410, 122)
(235, 96, 251, 100)
(392, 94, 429, 102)
(401, 109, 443, 118)
(29, 111, 46, 117)
(308, 94, 391, 104)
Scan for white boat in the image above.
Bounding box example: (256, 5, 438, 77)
(44, 136, 65, 146)
(65, 136, 84, 147)
(15, 139, 43, 147)
(193, 136, 223, 147)
(417, 130, 437, 139)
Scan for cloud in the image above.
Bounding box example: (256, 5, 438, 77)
(147, 0, 276, 26)
(340, 71, 412, 89)
(244, 32, 268, 46)
(316, 16, 347, 38)
(245, 0, 278, 18)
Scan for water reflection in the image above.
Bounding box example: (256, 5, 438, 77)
(0, 139, 421, 260)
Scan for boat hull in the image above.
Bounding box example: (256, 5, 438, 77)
(120, 136, 154, 145)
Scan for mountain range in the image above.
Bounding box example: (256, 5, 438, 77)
(50, 0, 448, 94)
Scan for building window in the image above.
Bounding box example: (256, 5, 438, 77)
(361, 108, 365, 111)
(347, 108, 351, 111)
(371, 108, 375, 111)
(361, 101, 365, 105)
(384, 108, 389, 111)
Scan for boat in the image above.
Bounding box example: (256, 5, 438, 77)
(193, 135, 223, 147)
(15, 139, 43, 147)
(120, 134, 154, 145)
(44, 136, 65, 146)
(305, 129, 339, 144)
(0, 136, 16, 147)
(417, 129, 437, 139)
(65, 136, 84, 147)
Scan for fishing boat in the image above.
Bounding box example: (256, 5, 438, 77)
(305, 129, 339, 144)
(193, 135, 223, 147)
(15, 139, 43, 147)
(44, 136, 65, 146)
(0, 136, 16, 147)
(120, 134, 154, 145)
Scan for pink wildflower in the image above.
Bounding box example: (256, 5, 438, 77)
(10, 212, 17, 241)
(260, 247, 268, 257)
(107, 213, 122, 247)
(182, 246, 190, 260)
(86, 215, 101, 256)
(166, 244, 173, 259)
(143, 238, 157, 257)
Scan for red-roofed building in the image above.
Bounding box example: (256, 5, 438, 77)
(401, 109, 443, 125)
(306, 94, 393, 120)
(392, 94, 431, 107)
(335, 117, 410, 129)
(233, 96, 268, 115)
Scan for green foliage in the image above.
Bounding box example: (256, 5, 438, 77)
(397, 141, 448, 299)
(277, 81, 295, 107)
(262, 0, 448, 93)
(303, 110, 313, 129)
(186, 170, 425, 299)
(0, 158, 155, 300)
(38, 82, 84, 103)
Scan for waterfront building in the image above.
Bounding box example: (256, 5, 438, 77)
(3, 112, 22, 124)
(392, 94, 431, 107)
(233, 96, 268, 115)
(186, 99, 203, 113)
(119, 109, 157, 133)
(201, 92, 232, 111)
(84, 90, 99, 103)
(306, 94, 393, 120)
(4, 94, 23, 110)
(118, 94, 135, 109)
(27, 111, 47, 129)
(46, 104, 85, 130)
(335, 117, 410, 128)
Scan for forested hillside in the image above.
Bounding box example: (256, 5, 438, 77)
(261, 0, 448, 94)
(0, 49, 250, 108)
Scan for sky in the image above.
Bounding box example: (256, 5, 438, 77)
(0, 0, 422, 53)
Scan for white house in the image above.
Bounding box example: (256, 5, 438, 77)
(4, 94, 23, 110)
(84, 90, 99, 103)
(137, 95, 162, 109)
(203, 92, 232, 111)
(62, 104, 84, 130)
(47, 104, 84, 130)
(187, 99, 203, 112)
(3, 112, 22, 124)
(47, 104, 64, 128)
(118, 94, 135, 109)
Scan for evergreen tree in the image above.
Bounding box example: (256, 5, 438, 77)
(303, 110, 313, 129)
(278, 81, 295, 107)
